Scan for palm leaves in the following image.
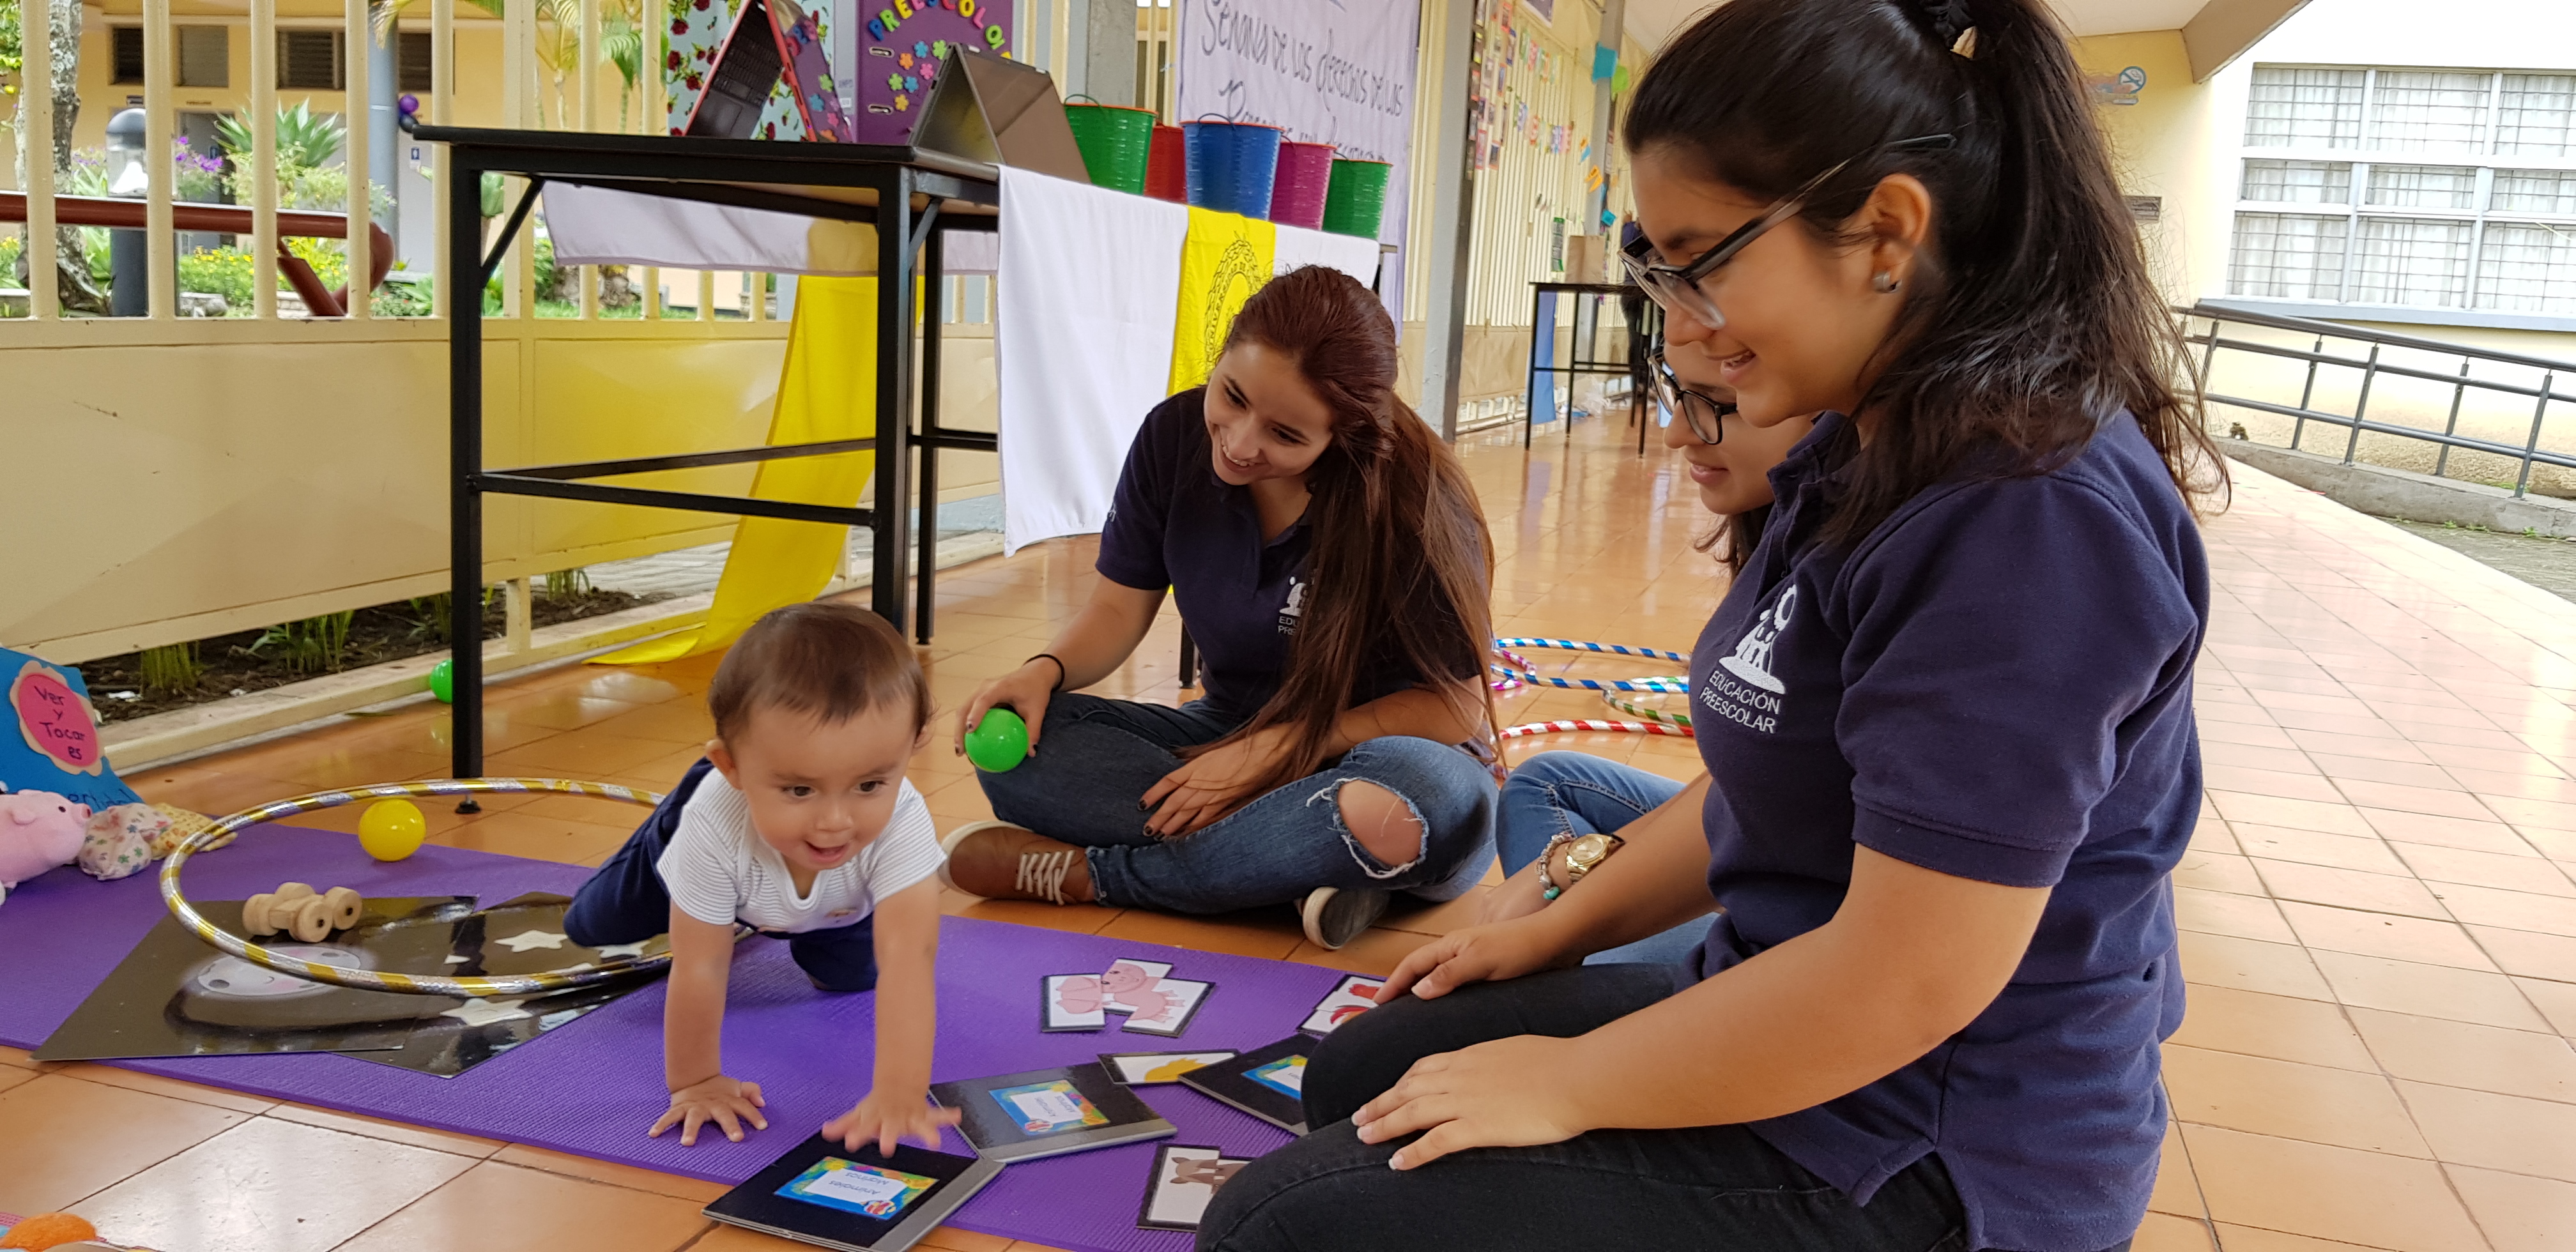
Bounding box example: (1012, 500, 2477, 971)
(377, 0, 650, 130)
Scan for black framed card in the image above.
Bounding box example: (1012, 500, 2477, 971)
(1177, 1036, 1313, 1134)
(703, 1133, 1000, 1252)
(1041, 973, 1107, 1033)
(929, 1062, 1176, 1163)
(1099, 1050, 1238, 1085)
(1135, 1143, 1254, 1233)
(1119, 977, 1213, 1037)
(1298, 973, 1385, 1036)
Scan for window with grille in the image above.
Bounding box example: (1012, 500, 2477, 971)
(279, 29, 342, 90)
(178, 26, 228, 88)
(399, 31, 433, 93)
(2229, 63, 2576, 317)
(111, 27, 146, 84)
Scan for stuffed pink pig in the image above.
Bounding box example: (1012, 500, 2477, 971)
(0, 788, 93, 890)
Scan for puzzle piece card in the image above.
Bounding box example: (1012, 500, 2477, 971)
(1100, 1050, 1238, 1085)
(1298, 973, 1385, 1035)
(1119, 977, 1213, 1037)
(1099, 959, 1175, 1013)
(1043, 974, 1107, 1032)
(1135, 1143, 1254, 1233)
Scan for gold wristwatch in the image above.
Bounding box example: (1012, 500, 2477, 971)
(1538, 832, 1625, 901)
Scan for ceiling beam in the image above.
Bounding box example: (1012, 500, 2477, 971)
(2182, 0, 2310, 81)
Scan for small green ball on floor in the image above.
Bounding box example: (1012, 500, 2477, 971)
(965, 706, 1030, 772)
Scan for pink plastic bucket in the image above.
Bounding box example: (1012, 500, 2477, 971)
(1266, 141, 1337, 229)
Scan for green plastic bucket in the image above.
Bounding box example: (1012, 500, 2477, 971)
(1063, 98, 1156, 194)
(1322, 158, 1392, 238)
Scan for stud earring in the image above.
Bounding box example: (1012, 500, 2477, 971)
(1872, 271, 1901, 294)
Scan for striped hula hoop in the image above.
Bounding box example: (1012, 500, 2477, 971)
(1601, 689, 1694, 729)
(1501, 719, 1694, 739)
(1489, 666, 1689, 694)
(1493, 638, 1689, 664)
(162, 778, 670, 997)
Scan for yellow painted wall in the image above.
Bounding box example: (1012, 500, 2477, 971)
(2, 316, 1000, 664)
(2073, 30, 2225, 308)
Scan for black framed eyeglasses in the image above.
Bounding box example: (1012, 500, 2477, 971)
(1620, 133, 1956, 329)
(1647, 347, 1733, 445)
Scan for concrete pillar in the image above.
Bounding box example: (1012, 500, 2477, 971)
(1416, 0, 1479, 441)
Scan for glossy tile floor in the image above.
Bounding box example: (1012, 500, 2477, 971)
(8, 416, 2575, 1251)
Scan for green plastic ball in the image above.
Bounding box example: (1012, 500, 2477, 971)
(428, 658, 455, 704)
(965, 706, 1029, 772)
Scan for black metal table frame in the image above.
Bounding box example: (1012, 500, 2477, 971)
(1522, 281, 1651, 452)
(426, 126, 1002, 788)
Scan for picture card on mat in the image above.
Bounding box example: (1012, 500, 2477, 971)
(930, 1062, 1176, 1163)
(1299, 973, 1384, 1035)
(704, 1132, 999, 1252)
(1042, 973, 1107, 1032)
(1120, 977, 1213, 1037)
(987, 1079, 1110, 1135)
(1101, 1050, 1238, 1085)
(1177, 1036, 1313, 1134)
(1136, 1143, 1254, 1233)
(1099, 958, 1175, 1013)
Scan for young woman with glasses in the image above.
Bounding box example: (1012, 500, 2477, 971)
(1203, 1, 2221, 1249)
(1475, 362, 1813, 964)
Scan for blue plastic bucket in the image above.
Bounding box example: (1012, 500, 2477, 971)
(1181, 119, 1284, 219)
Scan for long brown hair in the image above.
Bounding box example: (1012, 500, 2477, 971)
(1624, 0, 2224, 547)
(1187, 266, 1498, 797)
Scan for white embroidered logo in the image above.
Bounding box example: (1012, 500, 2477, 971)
(1719, 585, 1797, 695)
(1278, 576, 1308, 635)
(1699, 585, 1797, 735)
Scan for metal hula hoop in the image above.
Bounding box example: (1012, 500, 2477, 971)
(161, 777, 668, 997)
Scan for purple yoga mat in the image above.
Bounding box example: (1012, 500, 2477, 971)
(0, 823, 1346, 1252)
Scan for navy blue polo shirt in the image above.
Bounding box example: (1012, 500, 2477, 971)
(1096, 389, 1445, 721)
(1691, 411, 2207, 1252)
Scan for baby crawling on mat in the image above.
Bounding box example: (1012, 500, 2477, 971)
(565, 600, 958, 1154)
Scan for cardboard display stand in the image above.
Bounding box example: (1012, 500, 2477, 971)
(910, 46, 1089, 181)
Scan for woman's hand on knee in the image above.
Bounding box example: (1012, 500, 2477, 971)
(1376, 916, 1569, 1004)
(1352, 1034, 1589, 1169)
(958, 661, 1060, 758)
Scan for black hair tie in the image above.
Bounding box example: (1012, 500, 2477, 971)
(1915, 0, 1972, 49)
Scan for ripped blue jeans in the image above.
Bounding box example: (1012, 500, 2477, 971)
(974, 694, 1497, 913)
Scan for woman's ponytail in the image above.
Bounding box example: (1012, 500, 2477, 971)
(1625, 0, 2224, 544)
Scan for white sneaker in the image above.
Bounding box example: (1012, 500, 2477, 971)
(1300, 886, 1390, 950)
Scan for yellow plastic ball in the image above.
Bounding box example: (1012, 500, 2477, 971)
(357, 798, 427, 862)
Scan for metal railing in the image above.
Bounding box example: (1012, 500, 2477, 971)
(2180, 302, 2576, 499)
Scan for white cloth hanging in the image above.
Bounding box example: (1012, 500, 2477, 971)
(540, 181, 1002, 276)
(1271, 224, 1381, 287)
(995, 168, 1189, 556)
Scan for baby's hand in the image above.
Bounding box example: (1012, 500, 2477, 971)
(651, 1074, 769, 1146)
(823, 1087, 962, 1157)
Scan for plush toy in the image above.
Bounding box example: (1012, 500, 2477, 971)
(0, 789, 91, 899)
(0, 1212, 100, 1251)
(78, 804, 165, 881)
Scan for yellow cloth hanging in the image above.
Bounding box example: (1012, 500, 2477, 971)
(595, 277, 879, 665)
(1167, 208, 1276, 394)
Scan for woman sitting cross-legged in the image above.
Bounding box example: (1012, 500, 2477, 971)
(938, 266, 1501, 950)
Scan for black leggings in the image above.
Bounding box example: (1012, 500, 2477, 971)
(1197, 964, 1971, 1252)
